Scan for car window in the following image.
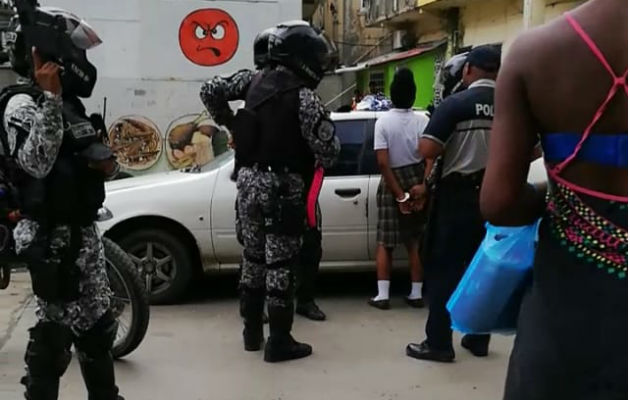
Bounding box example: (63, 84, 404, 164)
(327, 120, 368, 176)
(358, 120, 379, 175)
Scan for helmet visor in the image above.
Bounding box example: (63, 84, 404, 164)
(41, 7, 102, 50)
(67, 18, 102, 50)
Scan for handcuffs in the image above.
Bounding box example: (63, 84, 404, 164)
(396, 192, 411, 203)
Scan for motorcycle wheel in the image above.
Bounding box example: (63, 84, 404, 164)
(103, 237, 150, 359)
(0, 264, 10, 290)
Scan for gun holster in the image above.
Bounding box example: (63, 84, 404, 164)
(23, 225, 82, 303)
(265, 183, 305, 237)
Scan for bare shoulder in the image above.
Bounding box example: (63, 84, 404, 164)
(505, 15, 577, 74)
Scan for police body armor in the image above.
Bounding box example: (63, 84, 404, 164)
(19, 95, 106, 225)
(232, 68, 315, 180)
(0, 84, 108, 301)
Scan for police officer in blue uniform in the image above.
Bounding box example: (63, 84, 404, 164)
(406, 45, 501, 362)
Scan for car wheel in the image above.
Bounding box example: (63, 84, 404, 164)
(118, 229, 194, 304)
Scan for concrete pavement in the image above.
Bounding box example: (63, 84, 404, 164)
(1, 278, 514, 400)
(0, 271, 33, 399)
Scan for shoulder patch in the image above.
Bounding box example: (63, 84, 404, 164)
(316, 119, 335, 142)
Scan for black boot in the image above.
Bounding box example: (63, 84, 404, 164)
(22, 323, 73, 400)
(241, 288, 265, 351)
(264, 305, 312, 363)
(74, 313, 123, 400)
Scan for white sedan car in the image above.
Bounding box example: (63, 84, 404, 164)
(100, 111, 547, 303)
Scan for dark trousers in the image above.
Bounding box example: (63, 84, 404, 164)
(296, 227, 322, 304)
(22, 311, 119, 400)
(424, 172, 490, 350)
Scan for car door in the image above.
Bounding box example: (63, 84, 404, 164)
(320, 118, 371, 262)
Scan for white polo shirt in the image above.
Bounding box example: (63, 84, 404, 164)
(374, 109, 429, 168)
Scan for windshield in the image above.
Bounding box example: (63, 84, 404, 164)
(181, 150, 234, 173)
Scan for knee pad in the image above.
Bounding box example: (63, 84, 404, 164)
(266, 266, 294, 307)
(25, 322, 73, 378)
(74, 312, 117, 361)
(241, 253, 266, 290)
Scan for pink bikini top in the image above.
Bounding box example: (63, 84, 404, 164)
(545, 14, 628, 203)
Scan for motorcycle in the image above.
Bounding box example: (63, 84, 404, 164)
(0, 208, 150, 359)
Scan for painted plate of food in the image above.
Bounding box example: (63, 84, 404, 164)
(108, 116, 163, 170)
(165, 112, 228, 170)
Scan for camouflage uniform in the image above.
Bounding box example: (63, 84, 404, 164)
(5, 92, 111, 332)
(201, 69, 339, 308)
(4, 91, 120, 399)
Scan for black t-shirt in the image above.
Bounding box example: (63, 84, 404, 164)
(423, 79, 495, 177)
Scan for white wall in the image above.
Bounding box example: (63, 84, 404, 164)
(39, 0, 301, 174)
(461, 0, 523, 50)
(544, 1, 584, 23)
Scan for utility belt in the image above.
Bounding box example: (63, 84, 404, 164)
(244, 161, 309, 177)
(440, 169, 485, 189)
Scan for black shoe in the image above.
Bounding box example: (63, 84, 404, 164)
(404, 297, 425, 309)
(461, 335, 490, 357)
(406, 340, 455, 363)
(296, 301, 326, 321)
(265, 305, 313, 363)
(367, 298, 390, 310)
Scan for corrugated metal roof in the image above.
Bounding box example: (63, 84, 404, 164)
(335, 39, 446, 74)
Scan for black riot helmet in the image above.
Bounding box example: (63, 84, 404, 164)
(437, 51, 468, 100)
(268, 22, 337, 88)
(253, 27, 275, 69)
(3, 6, 102, 98)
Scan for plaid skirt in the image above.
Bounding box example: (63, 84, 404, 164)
(377, 163, 427, 248)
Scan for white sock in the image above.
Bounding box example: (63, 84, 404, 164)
(408, 282, 423, 300)
(373, 280, 390, 301)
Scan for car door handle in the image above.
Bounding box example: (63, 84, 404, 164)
(335, 188, 361, 198)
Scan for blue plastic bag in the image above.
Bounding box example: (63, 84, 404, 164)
(447, 220, 541, 335)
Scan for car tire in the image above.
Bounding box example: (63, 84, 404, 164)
(118, 229, 194, 304)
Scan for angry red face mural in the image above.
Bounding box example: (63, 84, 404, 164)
(179, 9, 239, 66)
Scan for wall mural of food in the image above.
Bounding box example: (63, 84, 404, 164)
(165, 112, 231, 170)
(108, 116, 163, 170)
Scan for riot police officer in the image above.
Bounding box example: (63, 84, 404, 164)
(200, 22, 339, 362)
(2, 7, 122, 399)
(239, 25, 328, 322)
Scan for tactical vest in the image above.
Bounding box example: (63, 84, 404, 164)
(0, 85, 106, 226)
(233, 69, 315, 178)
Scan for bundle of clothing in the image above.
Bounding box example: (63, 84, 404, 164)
(355, 94, 392, 111)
